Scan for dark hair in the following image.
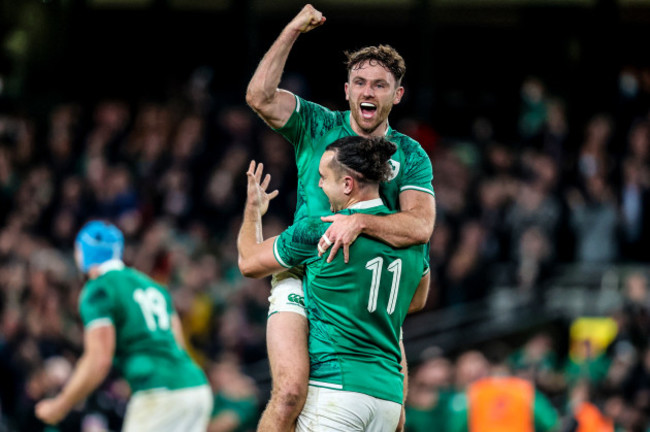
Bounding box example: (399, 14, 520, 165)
(326, 136, 397, 184)
(344, 45, 406, 85)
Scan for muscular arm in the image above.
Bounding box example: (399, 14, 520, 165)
(35, 325, 115, 424)
(246, 5, 325, 129)
(360, 190, 436, 247)
(321, 190, 436, 262)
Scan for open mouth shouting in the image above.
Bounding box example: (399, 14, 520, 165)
(360, 102, 378, 119)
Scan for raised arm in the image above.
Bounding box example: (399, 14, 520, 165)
(246, 4, 325, 129)
(35, 325, 115, 425)
(320, 190, 436, 262)
(237, 161, 285, 278)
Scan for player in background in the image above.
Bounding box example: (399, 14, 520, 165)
(35, 221, 212, 432)
(237, 135, 430, 431)
(246, 4, 436, 430)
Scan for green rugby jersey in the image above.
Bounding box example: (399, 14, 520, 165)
(79, 260, 208, 394)
(276, 95, 435, 221)
(273, 200, 429, 404)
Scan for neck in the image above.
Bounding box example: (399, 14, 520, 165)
(342, 190, 381, 210)
(349, 114, 388, 138)
(86, 259, 125, 279)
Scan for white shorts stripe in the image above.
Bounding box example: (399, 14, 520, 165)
(308, 380, 343, 390)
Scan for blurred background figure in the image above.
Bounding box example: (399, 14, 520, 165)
(207, 355, 259, 432)
(447, 347, 558, 432)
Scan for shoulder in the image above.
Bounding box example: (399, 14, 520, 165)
(387, 130, 420, 148)
(80, 278, 112, 306)
(297, 98, 347, 126)
(389, 131, 429, 157)
(287, 217, 327, 245)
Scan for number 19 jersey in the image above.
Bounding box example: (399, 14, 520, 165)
(79, 261, 208, 394)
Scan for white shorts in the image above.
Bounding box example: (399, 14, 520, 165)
(122, 385, 212, 432)
(268, 275, 306, 318)
(296, 386, 402, 432)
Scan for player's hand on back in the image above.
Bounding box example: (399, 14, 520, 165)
(289, 4, 326, 34)
(246, 161, 279, 216)
(319, 213, 363, 264)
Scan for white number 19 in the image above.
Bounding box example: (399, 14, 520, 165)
(133, 288, 170, 332)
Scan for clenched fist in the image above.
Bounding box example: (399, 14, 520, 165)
(288, 4, 326, 34)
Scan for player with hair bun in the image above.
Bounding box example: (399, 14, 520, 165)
(246, 4, 436, 430)
(238, 135, 430, 431)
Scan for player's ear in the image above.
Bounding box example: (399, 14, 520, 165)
(344, 82, 350, 101)
(343, 175, 354, 195)
(393, 86, 404, 105)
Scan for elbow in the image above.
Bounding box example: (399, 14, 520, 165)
(238, 257, 262, 279)
(245, 89, 259, 111)
(238, 257, 254, 278)
(412, 225, 434, 245)
(245, 87, 270, 114)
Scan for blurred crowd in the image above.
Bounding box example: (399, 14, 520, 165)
(0, 61, 649, 430)
(406, 268, 650, 432)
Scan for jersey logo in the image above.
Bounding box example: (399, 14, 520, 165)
(287, 293, 305, 307)
(387, 159, 400, 181)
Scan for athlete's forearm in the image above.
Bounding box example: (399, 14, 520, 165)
(246, 27, 300, 112)
(237, 204, 264, 267)
(56, 352, 111, 413)
(357, 209, 433, 248)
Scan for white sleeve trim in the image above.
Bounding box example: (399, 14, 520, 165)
(295, 95, 301, 113)
(85, 317, 114, 330)
(422, 267, 430, 276)
(400, 185, 435, 195)
(273, 238, 291, 268)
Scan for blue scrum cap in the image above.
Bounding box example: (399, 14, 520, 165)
(75, 221, 124, 273)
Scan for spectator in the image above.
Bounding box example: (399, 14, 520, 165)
(567, 175, 619, 264)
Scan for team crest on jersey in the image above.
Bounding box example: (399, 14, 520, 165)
(387, 159, 400, 181)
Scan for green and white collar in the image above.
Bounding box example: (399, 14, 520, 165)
(348, 198, 384, 210)
(97, 259, 125, 276)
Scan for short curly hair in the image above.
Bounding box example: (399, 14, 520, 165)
(326, 135, 397, 184)
(344, 45, 406, 86)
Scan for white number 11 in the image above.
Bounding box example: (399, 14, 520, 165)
(365, 257, 402, 315)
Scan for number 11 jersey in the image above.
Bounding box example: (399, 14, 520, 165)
(273, 201, 429, 404)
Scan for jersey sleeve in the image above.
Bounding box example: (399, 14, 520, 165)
(273, 217, 326, 269)
(79, 282, 115, 330)
(399, 139, 435, 197)
(274, 95, 338, 158)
